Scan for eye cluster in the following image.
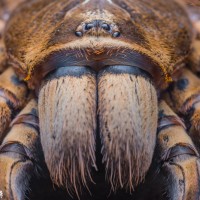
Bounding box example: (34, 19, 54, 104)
(75, 20, 121, 38)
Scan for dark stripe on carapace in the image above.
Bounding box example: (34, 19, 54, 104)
(29, 47, 164, 91)
(45, 66, 96, 82)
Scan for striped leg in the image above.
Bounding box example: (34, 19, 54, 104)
(164, 68, 200, 152)
(135, 101, 200, 200)
(0, 99, 45, 200)
(0, 67, 28, 142)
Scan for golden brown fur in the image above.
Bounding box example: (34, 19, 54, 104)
(4, 0, 193, 89)
(0, 0, 26, 72)
(0, 67, 28, 142)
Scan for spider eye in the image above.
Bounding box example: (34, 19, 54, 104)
(75, 31, 83, 37)
(101, 23, 110, 31)
(85, 23, 94, 30)
(112, 31, 120, 38)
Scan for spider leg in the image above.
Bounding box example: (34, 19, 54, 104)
(135, 100, 200, 200)
(0, 99, 45, 200)
(0, 67, 28, 142)
(164, 68, 200, 152)
(0, 2, 29, 141)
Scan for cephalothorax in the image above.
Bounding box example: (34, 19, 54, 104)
(0, 0, 200, 199)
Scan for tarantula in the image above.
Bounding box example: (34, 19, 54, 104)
(0, 0, 200, 199)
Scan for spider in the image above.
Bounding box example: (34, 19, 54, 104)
(0, 0, 200, 199)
